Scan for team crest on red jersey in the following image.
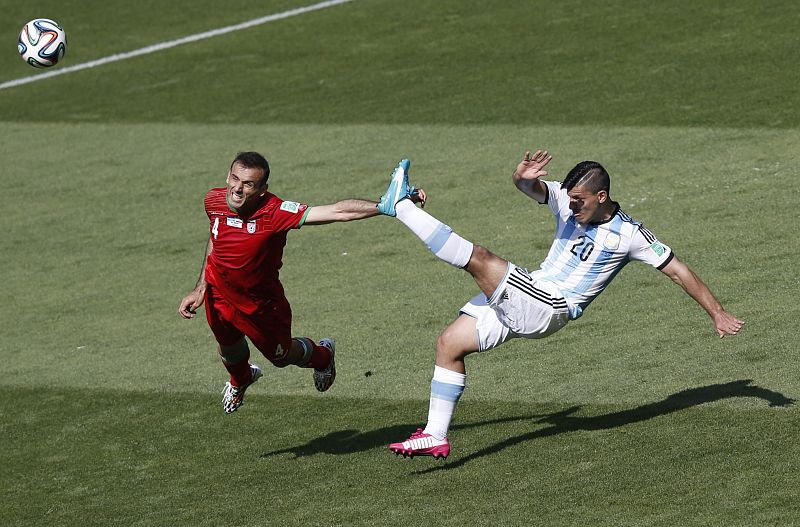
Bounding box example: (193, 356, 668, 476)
(247, 220, 256, 234)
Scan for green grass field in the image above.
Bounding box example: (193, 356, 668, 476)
(2, 1, 799, 525)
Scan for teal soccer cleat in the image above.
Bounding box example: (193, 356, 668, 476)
(377, 159, 412, 217)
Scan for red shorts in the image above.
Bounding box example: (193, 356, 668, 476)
(204, 284, 293, 364)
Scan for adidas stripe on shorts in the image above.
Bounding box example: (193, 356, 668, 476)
(459, 263, 571, 351)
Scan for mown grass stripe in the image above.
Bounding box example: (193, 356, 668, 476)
(0, 0, 352, 91)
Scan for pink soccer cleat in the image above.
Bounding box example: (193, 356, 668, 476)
(389, 428, 450, 459)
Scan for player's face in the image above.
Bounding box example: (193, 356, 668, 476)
(568, 185, 606, 224)
(226, 162, 267, 214)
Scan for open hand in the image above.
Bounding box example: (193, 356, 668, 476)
(713, 310, 744, 338)
(514, 150, 552, 181)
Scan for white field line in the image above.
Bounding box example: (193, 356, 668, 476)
(0, 0, 352, 91)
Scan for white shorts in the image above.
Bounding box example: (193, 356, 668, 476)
(459, 264, 571, 351)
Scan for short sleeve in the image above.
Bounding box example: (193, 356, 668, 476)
(271, 199, 309, 232)
(629, 225, 673, 269)
(541, 180, 570, 217)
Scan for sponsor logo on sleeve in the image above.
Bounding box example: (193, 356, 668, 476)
(280, 201, 300, 213)
(650, 242, 665, 256)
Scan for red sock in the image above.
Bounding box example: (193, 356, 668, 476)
(300, 337, 331, 370)
(308, 343, 331, 370)
(294, 337, 331, 370)
(223, 360, 252, 387)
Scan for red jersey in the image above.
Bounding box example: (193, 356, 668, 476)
(204, 188, 309, 315)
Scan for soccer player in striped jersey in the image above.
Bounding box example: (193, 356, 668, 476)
(178, 152, 424, 414)
(383, 151, 744, 459)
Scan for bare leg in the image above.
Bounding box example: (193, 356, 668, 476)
(435, 313, 481, 373)
(413, 313, 482, 440)
(394, 199, 511, 297)
(462, 245, 510, 299)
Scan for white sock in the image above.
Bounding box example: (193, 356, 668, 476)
(424, 365, 466, 440)
(395, 200, 473, 268)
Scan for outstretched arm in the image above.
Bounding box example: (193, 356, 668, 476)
(659, 256, 744, 338)
(178, 235, 212, 319)
(304, 198, 381, 225)
(512, 150, 552, 203)
(304, 190, 427, 226)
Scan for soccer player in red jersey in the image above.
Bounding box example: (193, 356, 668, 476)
(178, 152, 425, 413)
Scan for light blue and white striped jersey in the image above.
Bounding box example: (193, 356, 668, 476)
(533, 180, 673, 319)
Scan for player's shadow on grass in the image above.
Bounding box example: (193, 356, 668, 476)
(260, 379, 793, 467)
(260, 415, 533, 459)
(416, 379, 794, 474)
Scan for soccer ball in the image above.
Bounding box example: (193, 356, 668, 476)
(18, 18, 67, 68)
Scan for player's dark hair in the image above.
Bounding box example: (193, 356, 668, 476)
(561, 161, 610, 194)
(231, 151, 271, 185)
